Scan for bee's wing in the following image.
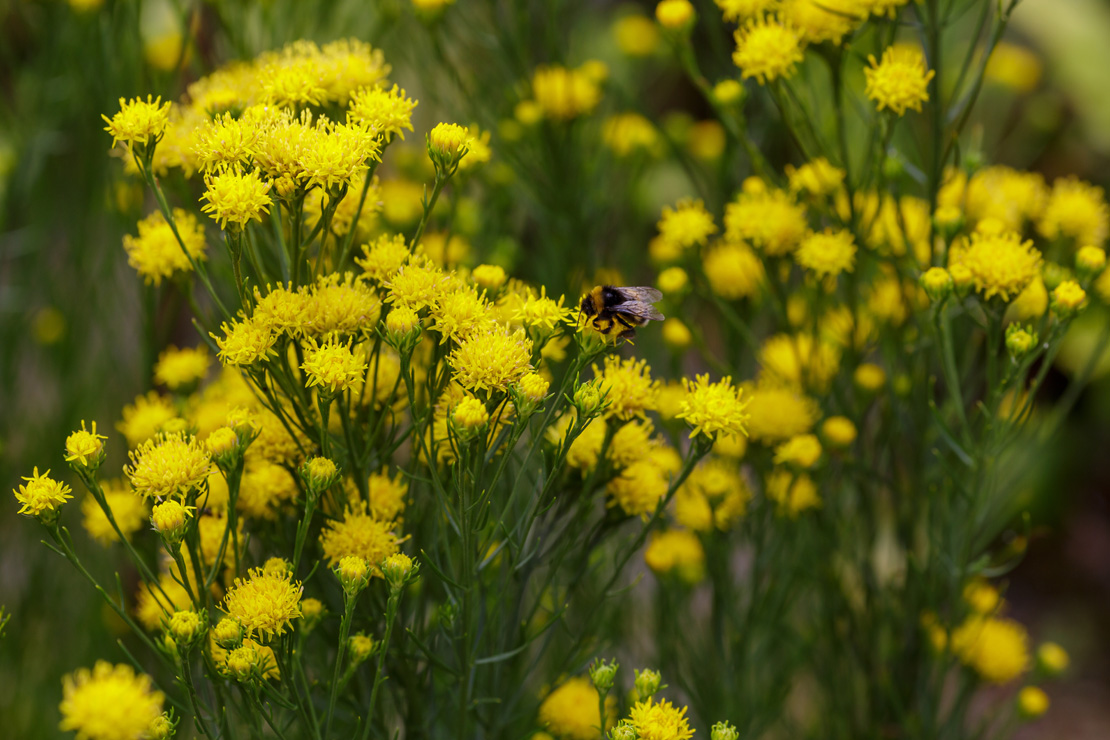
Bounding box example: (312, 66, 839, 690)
(615, 286, 663, 304)
(612, 301, 665, 322)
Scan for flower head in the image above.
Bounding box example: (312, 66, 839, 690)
(212, 316, 278, 367)
(1037, 176, 1108, 247)
(657, 198, 717, 252)
(644, 529, 705, 583)
(126, 432, 212, 500)
(786, 157, 845, 197)
(677, 374, 750, 440)
(865, 45, 935, 116)
(348, 84, 418, 141)
(765, 470, 821, 515)
(538, 676, 616, 740)
(531, 64, 603, 120)
(301, 337, 368, 394)
(732, 16, 805, 85)
(608, 459, 669, 517)
(796, 228, 857, 277)
(951, 616, 1030, 684)
(123, 209, 207, 286)
(103, 96, 172, 150)
(950, 231, 1043, 301)
(66, 421, 107, 470)
(60, 662, 165, 740)
(201, 168, 273, 229)
(745, 383, 819, 442)
(223, 567, 303, 640)
(427, 122, 470, 167)
(592, 356, 659, 420)
(724, 179, 808, 255)
(703, 240, 765, 300)
(154, 345, 210, 390)
(13, 467, 72, 521)
(449, 326, 533, 393)
(628, 697, 695, 740)
(320, 502, 402, 574)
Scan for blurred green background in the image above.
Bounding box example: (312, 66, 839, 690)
(2, 0, 1110, 737)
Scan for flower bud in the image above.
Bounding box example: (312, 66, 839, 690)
(1076, 246, 1106, 281)
(225, 644, 260, 682)
(821, 416, 857, 448)
(589, 658, 619, 694)
(348, 633, 375, 664)
(205, 427, 239, 459)
(300, 598, 325, 632)
(949, 264, 973, 298)
(1036, 642, 1069, 676)
(300, 456, 340, 496)
(148, 713, 177, 740)
(168, 610, 205, 646)
(336, 555, 370, 597)
(853, 363, 886, 393)
(384, 306, 422, 353)
(662, 318, 693, 351)
(711, 721, 739, 740)
(655, 0, 695, 31)
(151, 500, 193, 547)
(610, 723, 637, 740)
(518, 373, 550, 404)
(471, 264, 507, 291)
(657, 266, 689, 296)
(428, 122, 470, 172)
(633, 668, 662, 699)
(382, 552, 416, 592)
(920, 267, 954, 303)
(573, 381, 605, 418)
(712, 79, 744, 106)
(451, 396, 489, 440)
(213, 617, 244, 650)
(1051, 280, 1087, 318)
(1017, 686, 1049, 720)
(1005, 324, 1038, 360)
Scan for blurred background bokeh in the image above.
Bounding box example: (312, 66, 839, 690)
(1, 0, 1108, 736)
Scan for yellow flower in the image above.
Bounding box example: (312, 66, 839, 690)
(865, 45, 935, 116)
(732, 15, 805, 85)
(531, 65, 603, 120)
(538, 676, 616, 740)
(431, 285, 491, 344)
(715, 0, 779, 23)
(191, 110, 261, 173)
(320, 502, 402, 574)
(796, 228, 856, 277)
(1076, 245, 1106, 279)
(126, 432, 211, 500)
(200, 168, 272, 229)
(348, 84, 418, 141)
(123, 208, 207, 286)
(644, 529, 705, 583)
(212, 316, 278, 366)
(785, 157, 845, 197)
(657, 198, 717, 252)
(1036, 642, 1070, 675)
(656, 0, 695, 30)
(602, 113, 662, 158)
(428, 122, 470, 165)
(607, 419, 657, 468)
(386, 259, 451, 310)
(518, 372, 551, 403)
(920, 267, 954, 302)
(82, 479, 148, 546)
(774, 434, 822, 468)
(950, 230, 1043, 301)
(821, 415, 857, 447)
(135, 572, 193, 630)
(984, 42, 1043, 93)
(302, 272, 381, 337)
(613, 14, 661, 57)
(117, 392, 181, 448)
(252, 283, 309, 336)
(449, 326, 533, 393)
(745, 383, 819, 442)
(223, 567, 303, 640)
(662, 318, 692, 349)
(628, 697, 695, 740)
(1051, 279, 1087, 317)
(238, 460, 299, 520)
(60, 662, 164, 740)
(1017, 686, 1049, 719)
(765, 469, 821, 516)
(512, 287, 575, 336)
(703, 240, 765, 300)
(150, 500, 193, 544)
(724, 179, 808, 255)
(153, 345, 210, 390)
(452, 395, 490, 430)
(594, 356, 659, 420)
(781, 0, 864, 44)
(951, 616, 1029, 684)
(1037, 176, 1109, 247)
(102, 95, 172, 149)
(759, 333, 840, 392)
(66, 421, 107, 469)
(677, 374, 749, 440)
(13, 467, 72, 520)
(471, 264, 508, 290)
(301, 121, 381, 191)
(301, 337, 367, 394)
(366, 470, 408, 522)
(1007, 276, 1048, 321)
(854, 362, 887, 392)
(608, 459, 669, 517)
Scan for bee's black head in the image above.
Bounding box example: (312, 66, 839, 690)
(579, 293, 597, 317)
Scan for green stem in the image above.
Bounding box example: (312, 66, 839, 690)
(324, 594, 357, 738)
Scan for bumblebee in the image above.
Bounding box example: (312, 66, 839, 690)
(579, 285, 665, 339)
